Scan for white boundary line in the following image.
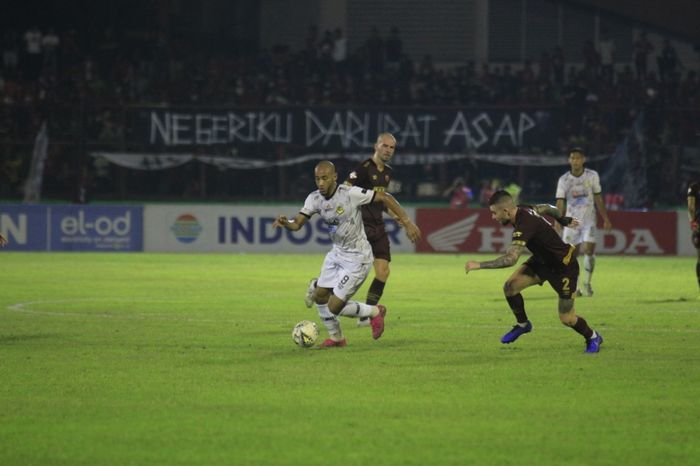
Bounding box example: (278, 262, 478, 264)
(5, 298, 239, 323)
(5, 298, 700, 333)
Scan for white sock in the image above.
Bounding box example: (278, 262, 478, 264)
(317, 303, 342, 338)
(584, 255, 595, 284)
(338, 301, 376, 318)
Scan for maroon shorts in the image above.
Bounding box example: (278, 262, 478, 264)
(522, 255, 579, 300)
(364, 222, 391, 262)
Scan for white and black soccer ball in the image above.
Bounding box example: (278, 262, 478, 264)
(292, 320, 319, 348)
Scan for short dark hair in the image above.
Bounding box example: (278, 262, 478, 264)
(488, 189, 512, 206)
(569, 147, 585, 156)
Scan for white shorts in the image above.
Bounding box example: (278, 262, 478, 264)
(316, 249, 372, 302)
(563, 222, 596, 245)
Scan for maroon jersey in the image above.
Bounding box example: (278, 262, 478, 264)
(688, 181, 700, 222)
(345, 158, 392, 226)
(512, 206, 576, 270)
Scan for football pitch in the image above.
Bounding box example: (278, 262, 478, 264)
(1, 252, 699, 465)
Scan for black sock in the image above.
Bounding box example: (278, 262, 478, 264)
(696, 263, 700, 290)
(572, 316, 594, 340)
(505, 294, 528, 324)
(366, 278, 386, 306)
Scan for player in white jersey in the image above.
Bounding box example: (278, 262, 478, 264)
(273, 160, 421, 347)
(555, 148, 612, 296)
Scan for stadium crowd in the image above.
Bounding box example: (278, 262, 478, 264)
(0, 25, 698, 203)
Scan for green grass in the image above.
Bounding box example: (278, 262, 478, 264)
(1, 253, 699, 466)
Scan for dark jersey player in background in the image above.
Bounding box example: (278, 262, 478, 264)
(345, 132, 398, 326)
(464, 190, 604, 353)
(687, 181, 700, 291)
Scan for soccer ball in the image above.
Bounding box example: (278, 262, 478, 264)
(292, 320, 319, 348)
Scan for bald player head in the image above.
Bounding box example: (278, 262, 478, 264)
(314, 160, 338, 198)
(373, 133, 397, 166)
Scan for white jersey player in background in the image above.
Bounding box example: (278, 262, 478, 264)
(555, 148, 612, 297)
(273, 160, 421, 347)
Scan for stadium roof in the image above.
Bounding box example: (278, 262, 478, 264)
(570, 0, 700, 44)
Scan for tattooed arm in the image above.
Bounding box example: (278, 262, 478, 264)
(465, 244, 525, 274)
(534, 204, 579, 227)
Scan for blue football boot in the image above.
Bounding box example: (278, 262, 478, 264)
(500, 321, 532, 344)
(585, 332, 604, 353)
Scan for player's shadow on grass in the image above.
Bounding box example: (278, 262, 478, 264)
(639, 297, 693, 304)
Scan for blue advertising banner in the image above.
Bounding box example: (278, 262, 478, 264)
(0, 205, 49, 251)
(50, 206, 143, 251)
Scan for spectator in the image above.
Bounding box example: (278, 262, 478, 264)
(504, 181, 522, 204)
(22, 26, 42, 80)
(41, 28, 60, 76)
(304, 25, 319, 60)
(552, 47, 565, 86)
(444, 177, 473, 209)
(657, 39, 679, 83)
(332, 28, 347, 71)
(385, 27, 403, 70)
(365, 27, 384, 74)
(583, 39, 600, 75)
(633, 31, 653, 79)
(598, 30, 615, 81)
(2, 30, 19, 73)
(318, 30, 334, 62)
(538, 51, 552, 83)
(479, 179, 501, 207)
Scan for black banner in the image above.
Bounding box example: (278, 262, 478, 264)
(131, 107, 560, 153)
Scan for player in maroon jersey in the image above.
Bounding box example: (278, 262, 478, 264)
(688, 181, 700, 290)
(464, 190, 604, 353)
(344, 133, 397, 325)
